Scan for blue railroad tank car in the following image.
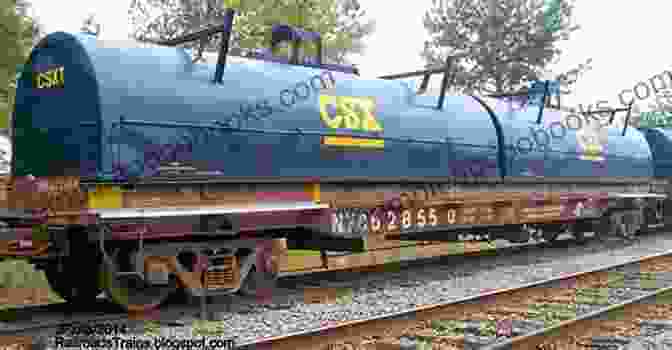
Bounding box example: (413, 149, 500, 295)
(10, 30, 654, 183)
(640, 128, 672, 177)
(636, 127, 672, 226)
(2, 9, 668, 312)
(479, 96, 653, 178)
(13, 32, 503, 181)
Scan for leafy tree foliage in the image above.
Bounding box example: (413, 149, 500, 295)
(81, 13, 102, 36)
(0, 0, 41, 129)
(421, 0, 589, 95)
(128, 0, 375, 64)
(542, 0, 561, 33)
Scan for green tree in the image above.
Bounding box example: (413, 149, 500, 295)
(128, 0, 375, 64)
(0, 0, 41, 130)
(421, 0, 589, 95)
(542, 0, 562, 33)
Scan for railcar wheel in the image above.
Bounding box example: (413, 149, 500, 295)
(569, 222, 590, 244)
(44, 239, 102, 306)
(44, 259, 102, 305)
(542, 230, 560, 243)
(100, 248, 178, 312)
(539, 224, 566, 243)
(509, 225, 531, 244)
(573, 230, 587, 244)
(239, 244, 278, 298)
(239, 266, 277, 298)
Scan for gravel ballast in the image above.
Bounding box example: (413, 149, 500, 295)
(33, 232, 672, 349)
(128, 233, 672, 345)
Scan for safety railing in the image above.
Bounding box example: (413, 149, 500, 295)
(377, 55, 467, 111)
(150, 9, 359, 82)
(489, 80, 634, 136)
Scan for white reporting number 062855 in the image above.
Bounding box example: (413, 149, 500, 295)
(370, 208, 456, 232)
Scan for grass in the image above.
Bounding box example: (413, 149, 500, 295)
(286, 249, 322, 257)
(528, 303, 577, 326)
(142, 320, 162, 337)
(430, 319, 469, 337)
(402, 319, 500, 349)
(0, 258, 64, 309)
(192, 320, 228, 337)
(140, 319, 229, 338)
(430, 319, 498, 337)
(335, 288, 353, 304)
(415, 340, 433, 350)
(576, 288, 609, 305)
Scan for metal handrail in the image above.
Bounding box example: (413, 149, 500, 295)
(378, 57, 457, 111)
(154, 9, 236, 84)
(114, 117, 474, 147)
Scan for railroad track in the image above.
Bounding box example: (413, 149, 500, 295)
(0, 231, 655, 349)
(484, 265, 672, 350)
(486, 285, 672, 349)
(0, 236, 594, 343)
(217, 235, 610, 308)
(232, 249, 672, 350)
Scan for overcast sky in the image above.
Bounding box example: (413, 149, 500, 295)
(25, 0, 672, 109)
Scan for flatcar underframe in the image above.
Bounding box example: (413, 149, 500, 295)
(0, 176, 667, 311)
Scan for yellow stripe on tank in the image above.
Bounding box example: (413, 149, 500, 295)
(322, 136, 384, 148)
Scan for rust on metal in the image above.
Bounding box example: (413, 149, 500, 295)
(204, 255, 239, 290)
(0, 239, 49, 257)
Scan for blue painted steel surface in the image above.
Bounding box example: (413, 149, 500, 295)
(639, 128, 672, 177)
(481, 97, 653, 178)
(13, 32, 102, 178)
(11, 31, 656, 181)
(13, 32, 501, 180)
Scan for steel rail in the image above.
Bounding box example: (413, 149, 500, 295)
(0, 228, 664, 345)
(483, 284, 672, 349)
(0, 302, 129, 337)
(0, 235, 575, 338)
(234, 248, 672, 350)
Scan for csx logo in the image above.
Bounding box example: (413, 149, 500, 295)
(319, 95, 382, 132)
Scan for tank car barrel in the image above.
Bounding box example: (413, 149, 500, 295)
(6, 23, 671, 313)
(117, 117, 458, 145)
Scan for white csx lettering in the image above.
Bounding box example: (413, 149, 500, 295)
(332, 209, 369, 235)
